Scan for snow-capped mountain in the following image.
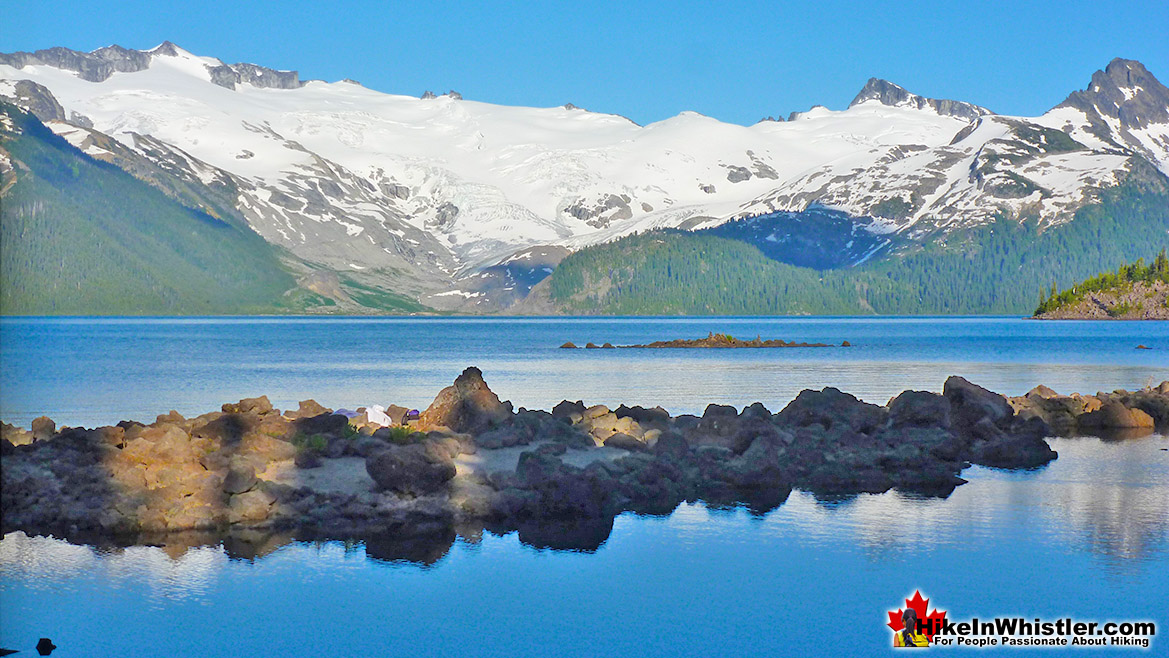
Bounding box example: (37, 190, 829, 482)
(2, 43, 1167, 310)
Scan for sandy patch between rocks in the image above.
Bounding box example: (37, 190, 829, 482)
(259, 457, 377, 496)
(455, 442, 626, 477)
(258, 443, 629, 496)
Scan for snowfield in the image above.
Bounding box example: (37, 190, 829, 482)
(2, 44, 1167, 299)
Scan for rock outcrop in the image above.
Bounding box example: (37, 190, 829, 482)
(3, 370, 1164, 551)
(850, 77, 993, 121)
(570, 332, 840, 348)
(1008, 384, 1168, 435)
(418, 367, 513, 434)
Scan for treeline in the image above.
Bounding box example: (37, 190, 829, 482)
(549, 182, 1169, 315)
(548, 231, 860, 315)
(1034, 250, 1169, 315)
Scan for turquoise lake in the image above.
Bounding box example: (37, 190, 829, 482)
(1, 316, 1167, 656)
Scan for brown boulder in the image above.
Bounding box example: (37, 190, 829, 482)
(228, 489, 276, 523)
(285, 399, 331, 419)
(1, 421, 33, 446)
(239, 433, 297, 463)
(604, 433, 648, 452)
(1025, 385, 1059, 400)
(155, 410, 186, 425)
(139, 425, 197, 462)
(418, 367, 513, 434)
(31, 416, 56, 442)
(222, 396, 274, 415)
(1079, 402, 1155, 429)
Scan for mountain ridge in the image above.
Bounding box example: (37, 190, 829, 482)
(2, 44, 1169, 313)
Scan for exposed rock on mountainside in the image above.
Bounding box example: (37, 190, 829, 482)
(1057, 59, 1169, 153)
(849, 78, 992, 121)
(9, 368, 1161, 544)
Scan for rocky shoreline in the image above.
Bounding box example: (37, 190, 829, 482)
(3, 369, 1166, 552)
(1034, 280, 1169, 320)
(560, 332, 845, 349)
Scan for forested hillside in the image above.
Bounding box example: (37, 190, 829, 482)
(0, 102, 299, 314)
(549, 181, 1169, 315)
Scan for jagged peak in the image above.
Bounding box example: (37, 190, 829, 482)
(849, 77, 992, 121)
(150, 41, 182, 57)
(1057, 58, 1169, 130)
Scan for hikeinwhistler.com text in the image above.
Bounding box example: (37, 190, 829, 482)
(921, 617, 1155, 649)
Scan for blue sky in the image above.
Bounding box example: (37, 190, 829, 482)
(4, 0, 1167, 125)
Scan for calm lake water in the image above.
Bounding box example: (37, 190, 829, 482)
(1, 316, 1167, 427)
(2, 316, 1168, 656)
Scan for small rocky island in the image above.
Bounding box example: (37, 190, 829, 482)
(561, 332, 847, 349)
(3, 369, 1166, 552)
(1034, 253, 1169, 320)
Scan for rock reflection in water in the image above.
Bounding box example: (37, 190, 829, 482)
(2, 434, 1165, 606)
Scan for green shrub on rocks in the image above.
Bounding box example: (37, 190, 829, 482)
(290, 433, 328, 453)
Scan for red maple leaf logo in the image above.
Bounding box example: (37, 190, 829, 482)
(888, 590, 947, 642)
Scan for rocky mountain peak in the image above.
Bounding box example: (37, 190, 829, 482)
(1058, 58, 1169, 130)
(849, 77, 992, 121)
(151, 41, 181, 57)
(0, 42, 304, 91)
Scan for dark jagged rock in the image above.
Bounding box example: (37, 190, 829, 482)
(0, 80, 66, 123)
(888, 390, 951, 429)
(775, 387, 886, 433)
(1058, 58, 1169, 132)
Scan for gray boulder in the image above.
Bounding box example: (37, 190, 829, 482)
(944, 376, 1013, 429)
(775, 388, 886, 433)
(366, 443, 456, 495)
(888, 390, 951, 429)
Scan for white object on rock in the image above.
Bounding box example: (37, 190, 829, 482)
(366, 405, 392, 427)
